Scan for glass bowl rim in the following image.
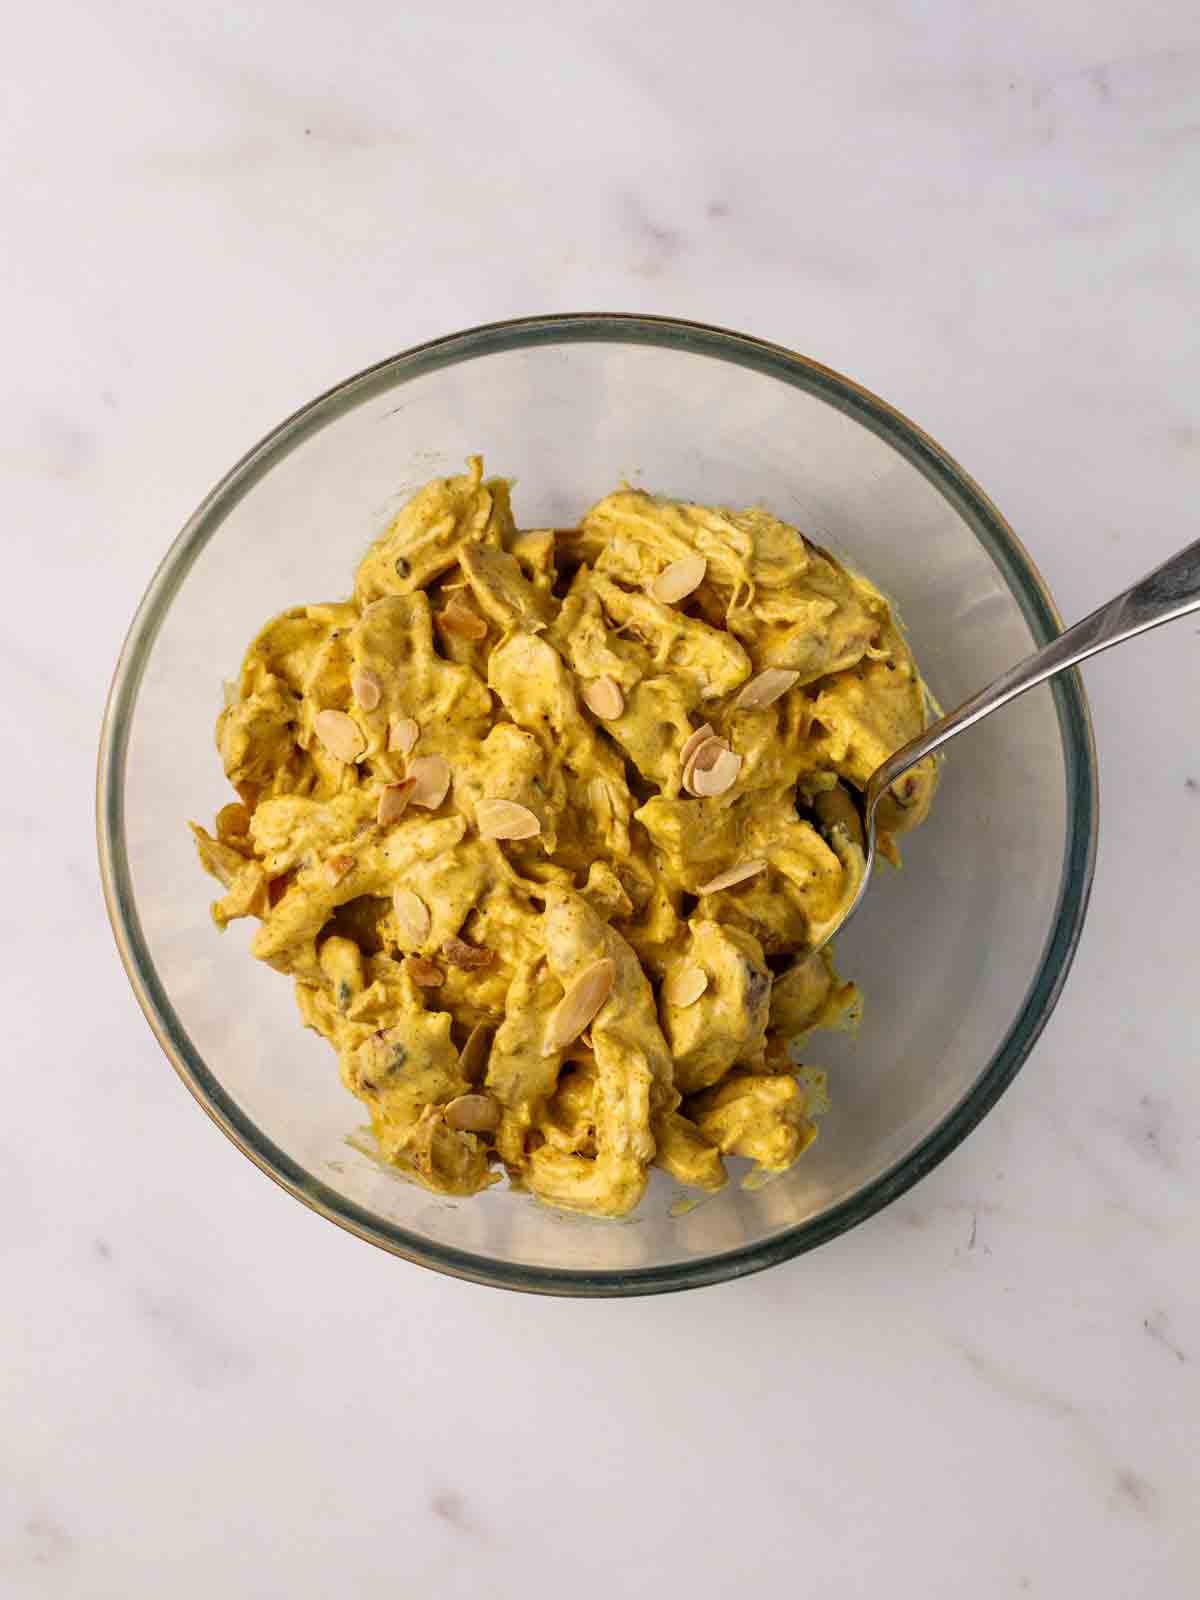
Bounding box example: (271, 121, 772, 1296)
(96, 312, 1098, 1297)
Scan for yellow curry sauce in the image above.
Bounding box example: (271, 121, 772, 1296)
(192, 459, 937, 1217)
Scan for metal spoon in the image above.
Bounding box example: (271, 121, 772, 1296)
(811, 535, 1200, 955)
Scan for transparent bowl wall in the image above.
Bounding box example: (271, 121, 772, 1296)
(99, 317, 1095, 1294)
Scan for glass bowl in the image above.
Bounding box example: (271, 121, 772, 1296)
(97, 314, 1097, 1296)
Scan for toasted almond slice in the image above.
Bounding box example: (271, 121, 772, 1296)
(392, 888, 431, 946)
(650, 552, 707, 605)
(682, 735, 729, 796)
(377, 779, 416, 826)
(443, 1093, 501, 1133)
(691, 746, 742, 797)
(351, 666, 383, 711)
(679, 723, 715, 770)
(325, 853, 356, 885)
(442, 935, 495, 970)
(407, 755, 451, 809)
(582, 676, 624, 720)
(543, 958, 616, 1055)
(406, 956, 444, 988)
(692, 737, 726, 772)
(387, 716, 420, 754)
(664, 965, 709, 1008)
(476, 798, 541, 840)
(437, 594, 488, 640)
(458, 1023, 494, 1085)
(735, 667, 801, 711)
(697, 859, 767, 895)
(314, 709, 365, 764)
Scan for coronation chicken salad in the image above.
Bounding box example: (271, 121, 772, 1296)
(193, 459, 937, 1217)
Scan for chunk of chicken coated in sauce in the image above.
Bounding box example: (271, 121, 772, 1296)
(660, 920, 772, 1094)
(523, 887, 677, 1218)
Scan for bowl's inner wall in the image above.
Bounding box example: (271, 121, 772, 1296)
(122, 338, 1067, 1275)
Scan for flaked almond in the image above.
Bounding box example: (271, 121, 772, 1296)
(691, 746, 742, 798)
(222, 678, 240, 709)
(444, 1093, 501, 1133)
(682, 734, 729, 796)
(407, 754, 451, 809)
(392, 888, 431, 946)
(664, 965, 709, 1008)
(735, 667, 801, 711)
(543, 958, 616, 1056)
(437, 594, 488, 640)
(697, 859, 767, 895)
(442, 935, 495, 970)
(458, 1024, 494, 1085)
(351, 666, 383, 711)
(387, 716, 420, 754)
(377, 779, 416, 826)
(406, 956, 445, 988)
(679, 722, 715, 771)
(650, 552, 707, 605)
(314, 709, 365, 764)
(325, 853, 356, 885)
(582, 676, 624, 720)
(476, 798, 541, 841)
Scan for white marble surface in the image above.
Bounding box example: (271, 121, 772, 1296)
(5, 1, 1199, 1593)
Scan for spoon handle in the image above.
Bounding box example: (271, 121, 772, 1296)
(869, 534, 1200, 800)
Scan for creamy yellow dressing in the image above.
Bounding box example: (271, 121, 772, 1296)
(192, 458, 937, 1217)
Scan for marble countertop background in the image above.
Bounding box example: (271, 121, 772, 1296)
(4, 1, 1198, 1594)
